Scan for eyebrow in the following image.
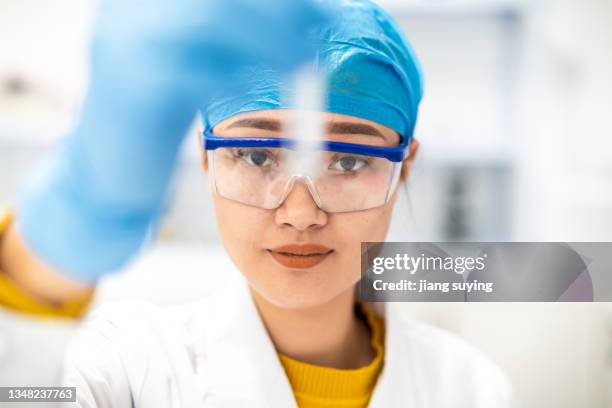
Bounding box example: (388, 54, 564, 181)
(227, 118, 281, 132)
(328, 122, 385, 138)
(226, 118, 386, 139)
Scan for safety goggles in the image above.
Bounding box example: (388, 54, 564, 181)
(202, 126, 412, 213)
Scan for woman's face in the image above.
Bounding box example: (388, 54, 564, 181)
(202, 110, 417, 309)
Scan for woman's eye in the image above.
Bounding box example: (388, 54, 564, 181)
(329, 155, 368, 172)
(236, 149, 274, 167)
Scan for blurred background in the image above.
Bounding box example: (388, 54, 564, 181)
(1, 0, 611, 406)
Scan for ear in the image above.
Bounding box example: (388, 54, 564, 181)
(400, 139, 419, 181)
(198, 124, 208, 173)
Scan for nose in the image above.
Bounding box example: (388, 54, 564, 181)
(274, 178, 328, 231)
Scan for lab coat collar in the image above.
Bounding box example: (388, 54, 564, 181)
(197, 279, 298, 407)
(368, 302, 419, 408)
(197, 279, 418, 407)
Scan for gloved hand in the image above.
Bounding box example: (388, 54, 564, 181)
(17, 0, 331, 284)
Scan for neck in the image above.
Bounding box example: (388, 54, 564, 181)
(250, 287, 375, 369)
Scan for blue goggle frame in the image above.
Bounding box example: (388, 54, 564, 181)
(202, 128, 412, 163)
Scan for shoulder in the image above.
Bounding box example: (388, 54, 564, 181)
(64, 299, 195, 367)
(82, 299, 193, 330)
(71, 295, 217, 352)
(387, 308, 515, 406)
(62, 298, 218, 407)
(399, 318, 508, 377)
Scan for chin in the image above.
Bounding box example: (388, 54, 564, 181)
(253, 286, 344, 310)
(249, 266, 355, 310)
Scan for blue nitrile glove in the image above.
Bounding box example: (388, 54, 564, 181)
(17, 0, 331, 284)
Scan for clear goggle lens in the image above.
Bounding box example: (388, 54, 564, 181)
(208, 147, 401, 213)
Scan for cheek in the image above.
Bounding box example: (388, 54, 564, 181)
(331, 203, 395, 278)
(335, 204, 394, 243)
(212, 195, 270, 271)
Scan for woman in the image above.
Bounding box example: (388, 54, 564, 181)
(0, 0, 514, 406)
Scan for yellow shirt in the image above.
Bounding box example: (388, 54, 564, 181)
(0, 208, 91, 318)
(0, 207, 385, 406)
(279, 302, 385, 408)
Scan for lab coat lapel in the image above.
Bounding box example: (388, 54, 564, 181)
(199, 279, 297, 408)
(368, 302, 419, 408)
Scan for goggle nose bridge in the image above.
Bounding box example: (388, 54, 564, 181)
(275, 174, 324, 210)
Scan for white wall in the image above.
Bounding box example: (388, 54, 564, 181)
(514, 0, 612, 240)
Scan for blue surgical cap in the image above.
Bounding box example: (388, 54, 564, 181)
(203, 0, 424, 138)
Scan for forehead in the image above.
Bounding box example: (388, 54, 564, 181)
(212, 110, 400, 145)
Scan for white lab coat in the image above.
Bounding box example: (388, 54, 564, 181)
(62, 278, 515, 407)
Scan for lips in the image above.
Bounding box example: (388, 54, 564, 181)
(268, 243, 333, 269)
